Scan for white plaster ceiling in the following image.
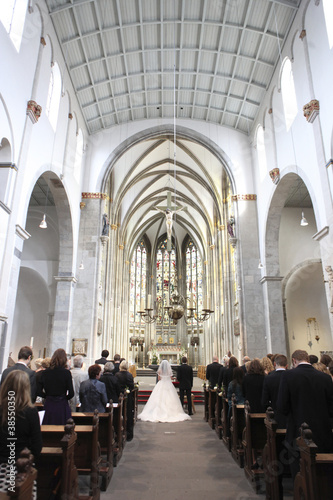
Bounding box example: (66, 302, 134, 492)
(46, 0, 301, 135)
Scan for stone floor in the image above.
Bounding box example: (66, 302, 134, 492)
(99, 375, 293, 499)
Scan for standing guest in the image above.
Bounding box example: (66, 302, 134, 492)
(328, 360, 333, 380)
(0, 371, 42, 465)
(223, 356, 239, 390)
(240, 356, 251, 373)
(312, 362, 330, 376)
(206, 356, 222, 389)
(112, 354, 121, 374)
(277, 349, 333, 479)
(320, 353, 332, 367)
(116, 360, 135, 440)
(261, 354, 288, 428)
(94, 350, 109, 365)
(261, 356, 274, 375)
(100, 361, 120, 403)
(37, 348, 74, 424)
(79, 364, 108, 413)
(69, 355, 89, 412)
(227, 366, 245, 417)
(0, 346, 36, 402)
(218, 355, 230, 389)
(242, 358, 266, 413)
(177, 356, 194, 415)
(308, 354, 318, 365)
(35, 357, 51, 403)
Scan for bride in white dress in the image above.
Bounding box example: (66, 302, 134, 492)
(138, 360, 191, 422)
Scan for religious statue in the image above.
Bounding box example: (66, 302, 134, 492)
(227, 215, 235, 238)
(325, 265, 333, 310)
(154, 206, 184, 241)
(102, 213, 110, 236)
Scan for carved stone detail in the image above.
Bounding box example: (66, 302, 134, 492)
(26, 100, 42, 123)
(303, 99, 319, 123)
(269, 168, 280, 184)
(231, 194, 257, 201)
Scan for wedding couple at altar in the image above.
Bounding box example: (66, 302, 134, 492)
(138, 357, 193, 422)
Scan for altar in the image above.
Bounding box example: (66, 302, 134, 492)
(148, 345, 183, 364)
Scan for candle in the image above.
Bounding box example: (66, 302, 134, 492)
(147, 294, 151, 309)
(207, 298, 210, 311)
(30, 337, 34, 348)
(140, 298, 144, 311)
(190, 293, 194, 309)
(187, 343, 190, 348)
(203, 298, 207, 310)
(166, 294, 169, 307)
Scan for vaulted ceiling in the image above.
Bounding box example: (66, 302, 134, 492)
(46, 0, 301, 135)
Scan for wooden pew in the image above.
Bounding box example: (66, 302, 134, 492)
(41, 414, 100, 500)
(72, 407, 114, 492)
(203, 386, 209, 422)
(263, 407, 290, 500)
(221, 392, 231, 451)
(208, 388, 217, 429)
(113, 394, 125, 466)
(242, 401, 266, 493)
(36, 419, 78, 500)
(0, 449, 37, 500)
(294, 423, 333, 500)
(215, 390, 223, 439)
(230, 395, 245, 468)
(132, 386, 138, 423)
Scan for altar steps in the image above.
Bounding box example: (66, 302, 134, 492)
(138, 390, 204, 405)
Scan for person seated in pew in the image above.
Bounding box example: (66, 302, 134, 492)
(0, 371, 42, 472)
(100, 361, 120, 404)
(79, 364, 108, 413)
(261, 354, 288, 428)
(227, 366, 245, 418)
(242, 358, 266, 413)
(37, 348, 74, 425)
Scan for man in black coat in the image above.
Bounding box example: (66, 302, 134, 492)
(1, 346, 36, 402)
(94, 349, 109, 365)
(177, 356, 193, 415)
(262, 354, 288, 428)
(277, 349, 333, 479)
(206, 356, 222, 388)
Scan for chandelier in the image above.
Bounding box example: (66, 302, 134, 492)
(138, 290, 213, 325)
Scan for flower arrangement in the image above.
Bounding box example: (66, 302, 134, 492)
(125, 386, 131, 394)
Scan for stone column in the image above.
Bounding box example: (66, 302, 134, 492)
(260, 276, 286, 355)
(50, 274, 77, 355)
(233, 195, 266, 359)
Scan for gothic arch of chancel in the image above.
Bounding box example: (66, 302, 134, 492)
(96, 125, 240, 365)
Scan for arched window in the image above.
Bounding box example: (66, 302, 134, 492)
(46, 63, 62, 130)
(185, 240, 203, 324)
(281, 59, 298, 131)
(156, 237, 177, 326)
(74, 129, 83, 183)
(323, 0, 333, 49)
(0, 0, 28, 52)
(256, 125, 267, 181)
(129, 239, 147, 326)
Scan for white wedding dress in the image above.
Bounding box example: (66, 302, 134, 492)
(138, 360, 191, 423)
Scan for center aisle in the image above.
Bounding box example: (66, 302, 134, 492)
(102, 407, 260, 500)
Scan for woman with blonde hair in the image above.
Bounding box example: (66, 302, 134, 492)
(261, 356, 274, 375)
(0, 370, 42, 463)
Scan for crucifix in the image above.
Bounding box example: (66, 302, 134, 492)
(154, 192, 185, 250)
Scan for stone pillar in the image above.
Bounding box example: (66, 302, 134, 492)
(232, 195, 266, 359)
(50, 274, 77, 355)
(71, 195, 104, 363)
(260, 276, 286, 355)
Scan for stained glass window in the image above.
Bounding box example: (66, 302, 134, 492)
(185, 240, 203, 324)
(129, 239, 147, 326)
(156, 237, 177, 325)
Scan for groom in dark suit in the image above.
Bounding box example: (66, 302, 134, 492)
(177, 356, 193, 415)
